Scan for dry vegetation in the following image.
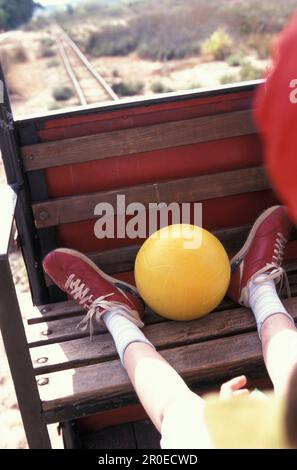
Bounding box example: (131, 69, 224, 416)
(53, 0, 296, 98)
(0, 0, 296, 114)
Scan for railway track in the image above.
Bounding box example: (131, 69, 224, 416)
(54, 25, 119, 105)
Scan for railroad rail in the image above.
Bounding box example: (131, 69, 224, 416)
(54, 25, 119, 105)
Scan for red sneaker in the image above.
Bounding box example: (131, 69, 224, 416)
(228, 206, 292, 307)
(43, 248, 145, 332)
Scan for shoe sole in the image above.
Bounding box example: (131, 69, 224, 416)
(230, 205, 281, 266)
(54, 248, 139, 295)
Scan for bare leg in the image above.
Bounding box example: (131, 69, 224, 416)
(123, 342, 203, 433)
(260, 313, 297, 395)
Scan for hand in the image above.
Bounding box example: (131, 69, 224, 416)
(220, 375, 250, 399)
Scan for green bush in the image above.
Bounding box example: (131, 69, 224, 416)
(220, 73, 239, 85)
(86, 26, 138, 57)
(52, 86, 74, 101)
(239, 62, 265, 81)
(150, 81, 173, 94)
(112, 81, 144, 97)
(0, 0, 35, 30)
(227, 52, 245, 67)
(40, 37, 56, 58)
(41, 37, 55, 48)
(138, 41, 199, 61)
(201, 28, 234, 61)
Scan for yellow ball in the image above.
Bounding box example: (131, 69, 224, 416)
(135, 224, 230, 321)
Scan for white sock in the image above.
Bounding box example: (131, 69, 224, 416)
(102, 308, 155, 367)
(248, 276, 294, 338)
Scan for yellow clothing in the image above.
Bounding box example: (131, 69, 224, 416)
(204, 392, 290, 449)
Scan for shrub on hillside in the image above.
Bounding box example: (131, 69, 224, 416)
(112, 81, 144, 97)
(201, 28, 234, 61)
(239, 62, 265, 81)
(151, 81, 173, 94)
(220, 73, 239, 85)
(86, 26, 139, 57)
(227, 51, 245, 67)
(52, 86, 74, 101)
(40, 38, 56, 58)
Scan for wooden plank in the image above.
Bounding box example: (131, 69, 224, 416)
(26, 306, 165, 347)
(21, 109, 256, 171)
(38, 330, 266, 415)
(30, 297, 297, 374)
(32, 166, 269, 229)
(81, 423, 136, 449)
(27, 300, 84, 324)
(27, 295, 237, 326)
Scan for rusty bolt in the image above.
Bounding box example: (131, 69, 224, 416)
(41, 329, 52, 336)
(36, 357, 48, 364)
(37, 378, 49, 386)
(39, 210, 49, 222)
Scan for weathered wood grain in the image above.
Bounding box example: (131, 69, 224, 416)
(32, 166, 269, 228)
(21, 109, 255, 171)
(38, 331, 265, 415)
(30, 298, 297, 374)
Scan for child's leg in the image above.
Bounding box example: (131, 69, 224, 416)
(103, 310, 211, 449)
(248, 277, 297, 395)
(260, 313, 297, 395)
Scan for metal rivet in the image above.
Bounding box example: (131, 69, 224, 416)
(37, 378, 49, 386)
(39, 210, 49, 221)
(41, 329, 52, 336)
(36, 357, 48, 364)
(29, 155, 34, 160)
(41, 307, 50, 314)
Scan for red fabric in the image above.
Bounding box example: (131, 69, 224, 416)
(255, 11, 297, 225)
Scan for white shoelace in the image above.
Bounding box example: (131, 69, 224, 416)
(250, 232, 291, 298)
(64, 274, 143, 337)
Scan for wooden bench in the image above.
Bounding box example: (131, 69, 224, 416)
(1, 68, 297, 448)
